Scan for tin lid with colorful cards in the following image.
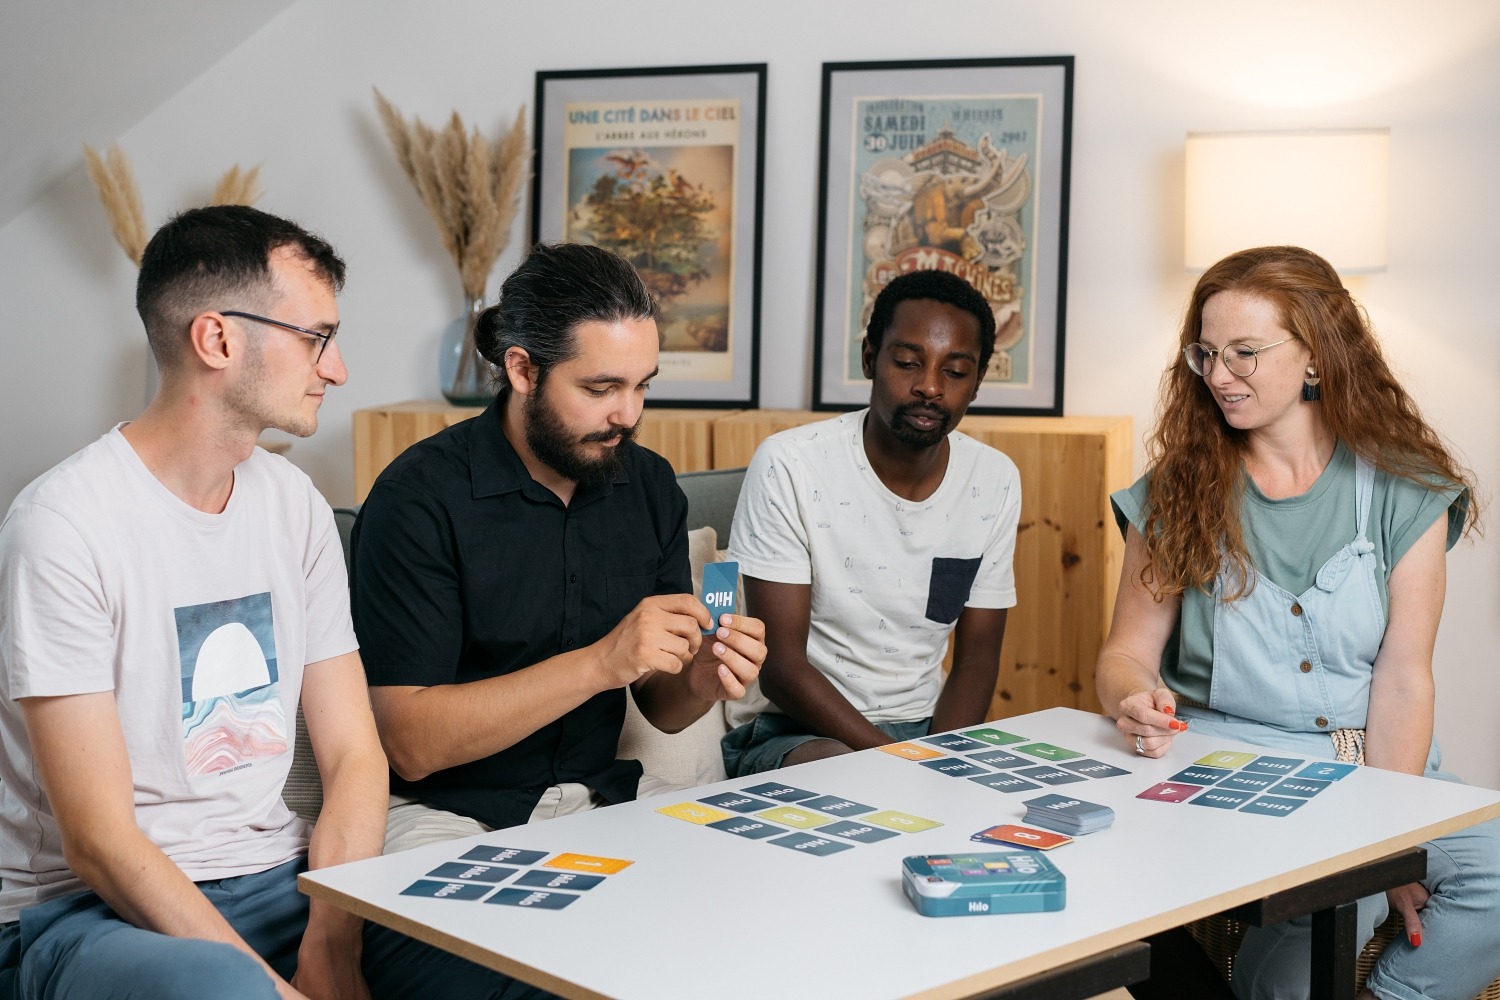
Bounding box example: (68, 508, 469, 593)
(901, 851, 1066, 917)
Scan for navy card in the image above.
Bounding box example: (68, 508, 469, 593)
(742, 782, 819, 802)
(966, 750, 1028, 768)
(820, 820, 900, 843)
(1014, 765, 1087, 786)
(1059, 759, 1132, 779)
(919, 758, 992, 778)
(1241, 755, 1305, 776)
(401, 879, 493, 901)
(708, 817, 785, 839)
(459, 846, 547, 867)
(1169, 765, 1234, 786)
(1219, 772, 1278, 793)
(513, 870, 604, 892)
(1240, 795, 1309, 818)
(700, 560, 739, 634)
(1023, 793, 1110, 819)
(1269, 777, 1333, 798)
(969, 772, 1044, 793)
(425, 862, 516, 884)
(800, 794, 876, 816)
(698, 791, 776, 813)
(920, 734, 993, 753)
(486, 888, 579, 909)
(767, 832, 855, 856)
(1190, 788, 1256, 810)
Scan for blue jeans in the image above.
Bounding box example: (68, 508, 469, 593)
(1180, 707, 1500, 1000)
(721, 712, 931, 776)
(0, 857, 549, 1000)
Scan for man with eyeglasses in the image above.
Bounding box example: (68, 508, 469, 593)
(0, 206, 524, 999)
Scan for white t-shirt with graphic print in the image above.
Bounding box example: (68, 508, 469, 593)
(727, 410, 1020, 728)
(0, 427, 357, 922)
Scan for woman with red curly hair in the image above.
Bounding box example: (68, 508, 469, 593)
(1097, 246, 1500, 1000)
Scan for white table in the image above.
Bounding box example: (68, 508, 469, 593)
(300, 708, 1500, 999)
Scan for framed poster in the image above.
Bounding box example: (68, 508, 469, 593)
(812, 57, 1073, 414)
(533, 64, 766, 408)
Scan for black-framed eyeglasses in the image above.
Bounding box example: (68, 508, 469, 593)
(221, 310, 338, 362)
(1183, 339, 1289, 378)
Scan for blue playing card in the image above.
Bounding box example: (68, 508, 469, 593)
(742, 782, 818, 801)
(966, 750, 1028, 768)
(700, 560, 739, 633)
(1295, 762, 1357, 782)
(513, 870, 605, 891)
(920, 758, 992, 778)
(485, 888, 580, 909)
(698, 791, 777, 813)
(425, 862, 517, 884)
(920, 734, 993, 753)
(1059, 759, 1132, 779)
(767, 832, 855, 856)
(1240, 795, 1309, 817)
(1190, 788, 1256, 809)
(1013, 765, 1087, 786)
(800, 794, 877, 816)
(1240, 755, 1305, 776)
(1219, 772, 1278, 793)
(707, 817, 785, 839)
(1170, 766, 1234, 785)
(820, 820, 900, 843)
(401, 879, 493, 901)
(458, 846, 547, 866)
(969, 772, 1044, 793)
(1268, 777, 1333, 798)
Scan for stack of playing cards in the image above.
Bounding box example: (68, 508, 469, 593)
(1021, 793, 1115, 836)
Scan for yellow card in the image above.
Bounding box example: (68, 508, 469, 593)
(864, 810, 943, 833)
(543, 853, 634, 875)
(878, 742, 945, 761)
(1194, 750, 1257, 769)
(655, 802, 735, 825)
(755, 806, 831, 830)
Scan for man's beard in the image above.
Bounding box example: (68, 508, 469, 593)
(523, 381, 639, 489)
(888, 401, 952, 449)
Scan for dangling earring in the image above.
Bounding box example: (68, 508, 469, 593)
(1302, 365, 1321, 402)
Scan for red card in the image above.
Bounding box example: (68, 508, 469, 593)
(971, 824, 1073, 850)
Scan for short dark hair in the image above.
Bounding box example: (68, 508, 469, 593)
(476, 242, 658, 392)
(865, 270, 997, 372)
(136, 205, 344, 373)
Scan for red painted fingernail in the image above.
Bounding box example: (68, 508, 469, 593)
(1172, 721, 1188, 731)
(1410, 932, 1422, 947)
(1162, 705, 1176, 715)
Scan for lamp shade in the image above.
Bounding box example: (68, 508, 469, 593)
(1184, 128, 1389, 273)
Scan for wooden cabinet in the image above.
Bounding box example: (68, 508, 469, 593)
(352, 401, 735, 502)
(352, 403, 1132, 716)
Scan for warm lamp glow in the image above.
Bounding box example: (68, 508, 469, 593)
(1184, 128, 1389, 273)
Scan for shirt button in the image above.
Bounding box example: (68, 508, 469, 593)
(564, 638, 575, 648)
(1299, 661, 1313, 673)
(1315, 716, 1328, 728)
(1291, 603, 1303, 617)
(569, 574, 578, 584)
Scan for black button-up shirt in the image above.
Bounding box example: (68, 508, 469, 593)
(351, 401, 690, 829)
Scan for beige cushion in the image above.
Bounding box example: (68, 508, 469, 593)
(617, 526, 733, 793)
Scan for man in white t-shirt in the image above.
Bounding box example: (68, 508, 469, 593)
(723, 269, 1021, 775)
(0, 207, 526, 1000)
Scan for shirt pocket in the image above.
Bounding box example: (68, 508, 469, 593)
(925, 556, 982, 624)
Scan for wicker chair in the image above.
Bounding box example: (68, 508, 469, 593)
(1185, 912, 1500, 999)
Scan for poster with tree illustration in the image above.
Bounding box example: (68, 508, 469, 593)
(534, 66, 765, 407)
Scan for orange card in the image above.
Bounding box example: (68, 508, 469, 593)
(878, 742, 945, 761)
(543, 853, 634, 875)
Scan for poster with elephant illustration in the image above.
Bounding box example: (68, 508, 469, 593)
(813, 58, 1073, 414)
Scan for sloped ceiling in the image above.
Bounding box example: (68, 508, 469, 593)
(0, 0, 297, 229)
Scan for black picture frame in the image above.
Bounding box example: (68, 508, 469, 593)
(533, 64, 767, 409)
(812, 57, 1074, 415)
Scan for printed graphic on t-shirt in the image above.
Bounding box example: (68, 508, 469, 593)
(177, 593, 287, 775)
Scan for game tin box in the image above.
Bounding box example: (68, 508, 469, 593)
(901, 852, 1066, 917)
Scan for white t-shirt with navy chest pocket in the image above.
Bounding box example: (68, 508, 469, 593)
(727, 410, 1020, 727)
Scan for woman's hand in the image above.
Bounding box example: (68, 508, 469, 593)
(1115, 687, 1187, 758)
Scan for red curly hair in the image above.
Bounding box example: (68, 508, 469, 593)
(1141, 246, 1479, 600)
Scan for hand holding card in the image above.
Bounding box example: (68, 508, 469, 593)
(700, 561, 739, 634)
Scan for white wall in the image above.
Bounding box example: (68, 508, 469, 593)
(4, 0, 1498, 783)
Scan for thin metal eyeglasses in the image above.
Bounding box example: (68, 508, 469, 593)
(1183, 339, 1289, 378)
(221, 310, 338, 362)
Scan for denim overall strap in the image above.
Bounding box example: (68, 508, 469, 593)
(1207, 456, 1382, 733)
